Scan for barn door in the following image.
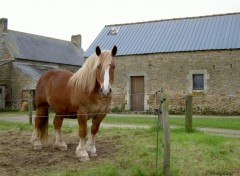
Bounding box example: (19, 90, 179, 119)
(0, 86, 6, 109)
(131, 76, 144, 111)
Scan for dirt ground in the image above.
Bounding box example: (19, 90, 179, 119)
(0, 129, 121, 176)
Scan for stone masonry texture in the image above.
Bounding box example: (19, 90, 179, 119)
(111, 50, 240, 115)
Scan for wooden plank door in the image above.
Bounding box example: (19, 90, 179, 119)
(131, 76, 144, 111)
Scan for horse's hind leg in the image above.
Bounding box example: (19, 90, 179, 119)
(86, 115, 106, 157)
(31, 106, 49, 149)
(53, 115, 67, 151)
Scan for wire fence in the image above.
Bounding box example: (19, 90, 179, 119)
(0, 91, 162, 115)
(0, 89, 171, 174)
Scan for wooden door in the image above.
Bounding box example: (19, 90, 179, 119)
(131, 76, 144, 111)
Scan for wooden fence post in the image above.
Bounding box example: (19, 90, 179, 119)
(28, 96, 33, 125)
(162, 93, 170, 176)
(185, 94, 193, 131)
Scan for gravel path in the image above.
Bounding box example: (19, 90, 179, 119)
(0, 113, 239, 138)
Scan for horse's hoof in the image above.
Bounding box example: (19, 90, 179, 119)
(76, 149, 90, 162)
(78, 155, 90, 162)
(55, 145, 68, 151)
(54, 142, 68, 151)
(89, 153, 97, 157)
(86, 145, 97, 157)
(33, 145, 42, 150)
(87, 151, 97, 157)
(33, 141, 42, 150)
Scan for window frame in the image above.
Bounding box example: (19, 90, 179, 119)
(188, 70, 209, 94)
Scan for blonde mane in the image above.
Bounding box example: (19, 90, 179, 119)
(68, 50, 113, 93)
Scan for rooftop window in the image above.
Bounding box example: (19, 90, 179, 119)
(108, 26, 120, 35)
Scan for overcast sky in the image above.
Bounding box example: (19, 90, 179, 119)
(1, 0, 240, 50)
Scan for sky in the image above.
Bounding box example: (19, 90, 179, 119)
(1, 0, 240, 50)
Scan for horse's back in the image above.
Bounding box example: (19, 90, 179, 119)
(36, 70, 73, 107)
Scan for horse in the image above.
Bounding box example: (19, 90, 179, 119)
(30, 46, 117, 162)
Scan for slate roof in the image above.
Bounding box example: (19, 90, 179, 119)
(3, 30, 84, 66)
(85, 13, 240, 57)
(0, 60, 12, 66)
(13, 62, 59, 89)
(13, 62, 43, 81)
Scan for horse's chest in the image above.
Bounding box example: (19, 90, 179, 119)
(89, 98, 111, 113)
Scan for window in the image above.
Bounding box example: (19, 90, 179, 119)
(193, 74, 204, 90)
(188, 70, 208, 94)
(108, 26, 120, 35)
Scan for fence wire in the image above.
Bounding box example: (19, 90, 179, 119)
(0, 92, 161, 118)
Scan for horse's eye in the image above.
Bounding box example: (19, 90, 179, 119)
(110, 64, 115, 69)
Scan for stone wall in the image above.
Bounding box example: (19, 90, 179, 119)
(111, 50, 240, 115)
(0, 34, 14, 108)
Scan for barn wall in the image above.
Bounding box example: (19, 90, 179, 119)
(111, 49, 240, 115)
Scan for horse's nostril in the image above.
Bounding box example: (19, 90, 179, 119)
(100, 88, 103, 92)
(109, 88, 112, 93)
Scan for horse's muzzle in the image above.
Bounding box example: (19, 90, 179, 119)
(99, 87, 112, 97)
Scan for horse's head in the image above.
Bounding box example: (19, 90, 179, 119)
(95, 46, 117, 96)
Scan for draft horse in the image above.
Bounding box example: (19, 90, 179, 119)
(31, 46, 117, 161)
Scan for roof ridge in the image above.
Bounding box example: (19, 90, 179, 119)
(6, 29, 71, 43)
(106, 12, 240, 27)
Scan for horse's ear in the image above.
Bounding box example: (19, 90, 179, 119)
(96, 46, 101, 56)
(112, 45, 117, 57)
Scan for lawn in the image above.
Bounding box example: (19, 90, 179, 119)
(0, 120, 239, 176)
(104, 114, 240, 130)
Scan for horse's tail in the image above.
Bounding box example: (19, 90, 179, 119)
(30, 106, 49, 145)
(31, 70, 52, 146)
(40, 115, 49, 145)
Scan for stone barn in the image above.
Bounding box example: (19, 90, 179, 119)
(85, 13, 240, 115)
(0, 18, 85, 110)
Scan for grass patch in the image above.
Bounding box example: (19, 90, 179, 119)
(170, 117, 240, 130)
(0, 120, 32, 131)
(104, 115, 240, 130)
(0, 121, 240, 176)
(1, 112, 239, 130)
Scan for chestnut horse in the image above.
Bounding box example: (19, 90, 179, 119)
(31, 46, 117, 161)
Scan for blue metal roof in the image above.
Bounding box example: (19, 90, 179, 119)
(85, 13, 240, 57)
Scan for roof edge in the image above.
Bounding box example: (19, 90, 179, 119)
(106, 12, 240, 27)
(114, 48, 240, 57)
(6, 30, 72, 44)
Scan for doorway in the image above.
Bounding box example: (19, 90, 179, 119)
(130, 76, 144, 111)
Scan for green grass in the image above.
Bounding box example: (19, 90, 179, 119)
(0, 111, 239, 130)
(0, 120, 32, 131)
(105, 115, 155, 125)
(170, 117, 240, 130)
(0, 120, 240, 176)
(104, 115, 240, 130)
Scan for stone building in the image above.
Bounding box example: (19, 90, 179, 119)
(0, 18, 85, 110)
(85, 13, 240, 115)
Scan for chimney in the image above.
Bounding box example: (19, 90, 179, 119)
(0, 18, 8, 33)
(71, 34, 82, 47)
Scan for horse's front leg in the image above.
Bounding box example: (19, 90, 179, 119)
(76, 113, 90, 162)
(86, 114, 106, 157)
(53, 115, 67, 151)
